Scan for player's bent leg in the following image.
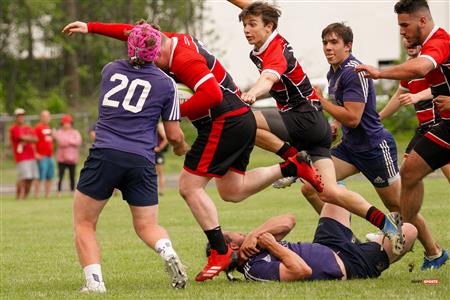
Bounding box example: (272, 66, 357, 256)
(320, 203, 352, 229)
(129, 204, 187, 289)
(73, 190, 108, 293)
(374, 179, 401, 212)
(179, 170, 218, 230)
(440, 163, 450, 184)
(399, 150, 432, 224)
(301, 183, 324, 214)
(216, 165, 282, 202)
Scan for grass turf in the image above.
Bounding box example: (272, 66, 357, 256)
(1, 177, 449, 299)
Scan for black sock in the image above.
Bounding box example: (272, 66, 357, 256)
(279, 161, 297, 177)
(366, 206, 386, 230)
(204, 226, 228, 254)
(276, 143, 298, 160)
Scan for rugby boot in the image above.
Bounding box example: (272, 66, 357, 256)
(195, 246, 232, 281)
(287, 151, 324, 193)
(421, 249, 449, 270)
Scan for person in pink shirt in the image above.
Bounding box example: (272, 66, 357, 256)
(53, 114, 82, 196)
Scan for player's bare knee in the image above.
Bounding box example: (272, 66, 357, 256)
(219, 191, 244, 203)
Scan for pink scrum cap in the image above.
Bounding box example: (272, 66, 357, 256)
(127, 23, 161, 62)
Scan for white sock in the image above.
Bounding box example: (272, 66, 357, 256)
(155, 238, 176, 259)
(83, 264, 103, 283)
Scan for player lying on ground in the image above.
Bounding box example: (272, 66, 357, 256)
(63, 19, 323, 282)
(222, 204, 417, 281)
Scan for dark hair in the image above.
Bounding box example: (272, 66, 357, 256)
(321, 22, 353, 45)
(394, 0, 430, 14)
(239, 1, 281, 31)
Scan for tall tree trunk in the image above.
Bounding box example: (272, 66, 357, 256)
(24, 2, 33, 62)
(64, 0, 80, 105)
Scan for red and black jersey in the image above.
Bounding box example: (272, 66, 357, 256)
(165, 32, 248, 119)
(249, 31, 319, 111)
(399, 78, 440, 126)
(419, 26, 450, 120)
(87, 22, 248, 121)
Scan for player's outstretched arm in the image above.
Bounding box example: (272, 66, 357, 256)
(163, 121, 189, 156)
(227, 0, 253, 9)
(356, 57, 434, 81)
(241, 72, 278, 104)
(63, 21, 132, 41)
(257, 232, 312, 281)
(398, 88, 433, 106)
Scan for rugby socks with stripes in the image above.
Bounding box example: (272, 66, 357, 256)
(204, 226, 228, 255)
(276, 143, 298, 160)
(366, 206, 386, 229)
(83, 263, 103, 284)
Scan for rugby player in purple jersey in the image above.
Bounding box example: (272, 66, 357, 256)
(69, 22, 189, 292)
(222, 204, 417, 282)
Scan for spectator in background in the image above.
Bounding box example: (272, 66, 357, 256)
(155, 122, 169, 196)
(9, 108, 38, 200)
(54, 114, 82, 196)
(34, 110, 55, 198)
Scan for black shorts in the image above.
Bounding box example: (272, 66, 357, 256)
(265, 108, 331, 160)
(77, 148, 158, 206)
(405, 124, 433, 155)
(313, 217, 389, 279)
(184, 109, 256, 177)
(414, 121, 450, 170)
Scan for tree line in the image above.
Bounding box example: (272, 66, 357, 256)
(0, 0, 208, 115)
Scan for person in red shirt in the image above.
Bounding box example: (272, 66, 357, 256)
(356, 0, 449, 268)
(34, 110, 55, 198)
(9, 108, 38, 200)
(63, 20, 322, 281)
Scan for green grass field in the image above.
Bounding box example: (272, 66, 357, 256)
(1, 177, 449, 299)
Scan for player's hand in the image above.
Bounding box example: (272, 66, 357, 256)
(240, 92, 257, 104)
(173, 141, 189, 156)
(35, 153, 42, 160)
(313, 85, 324, 100)
(398, 93, 418, 106)
(256, 232, 277, 250)
(239, 234, 260, 261)
(354, 64, 381, 79)
(330, 120, 340, 141)
(433, 95, 450, 112)
(62, 21, 88, 36)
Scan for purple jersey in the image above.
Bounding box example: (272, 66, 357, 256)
(239, 241, 343, 281)
(327, 55, 389, 152)
(94, 60, 180, 163)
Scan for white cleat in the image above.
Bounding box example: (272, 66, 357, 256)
(165, 255, 188, 289)
(79, 280, 106, 293)
(272, 176, 298, 189)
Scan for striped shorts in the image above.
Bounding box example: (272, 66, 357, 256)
(331, 135, 399, 188)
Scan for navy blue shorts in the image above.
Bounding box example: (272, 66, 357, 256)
(331, 135, 399, 187)
(77, 148, 158, 206)
(313, 217, 389, 279)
